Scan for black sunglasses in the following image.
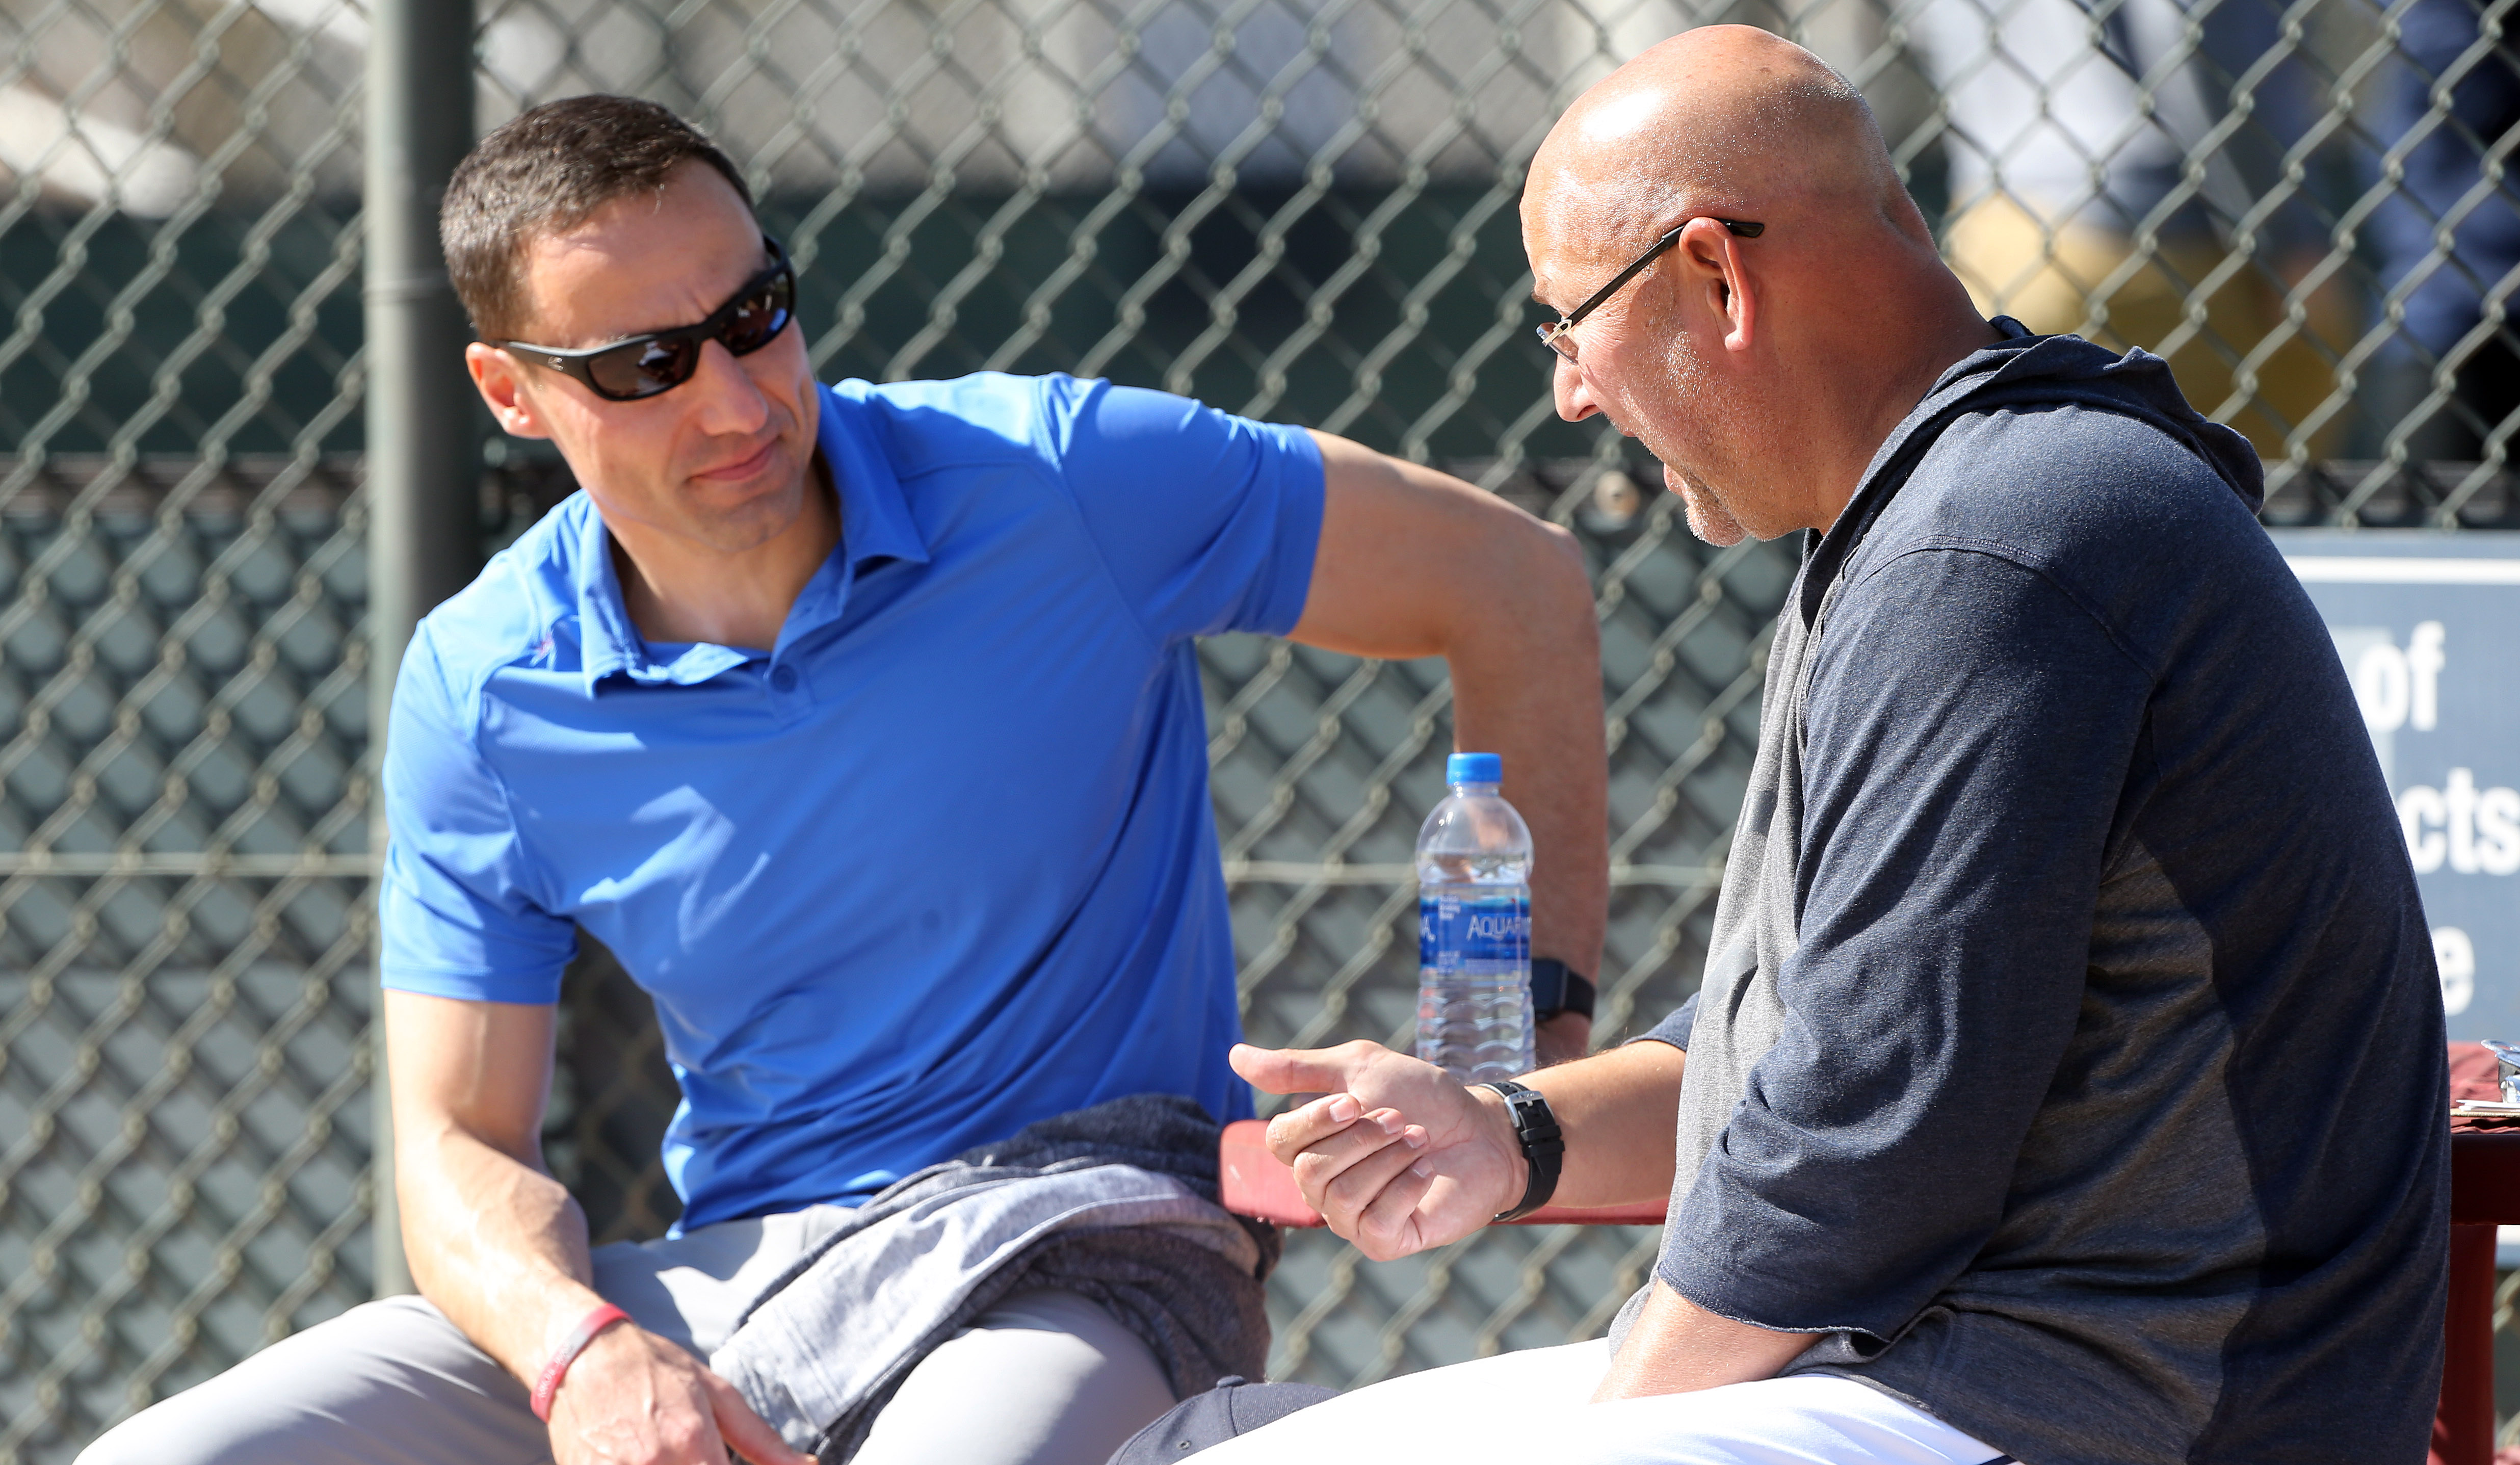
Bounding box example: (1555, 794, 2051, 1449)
(1535, 217, 1765, 359)
(498, 238, 797, 402)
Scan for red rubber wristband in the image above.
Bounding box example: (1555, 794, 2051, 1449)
(530, 1302, 630, 1422)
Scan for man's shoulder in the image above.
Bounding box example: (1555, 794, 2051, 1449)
(409, 493, 590, 707)
(832, 373, 1273, 488)
(1860, 400, 2277, 618)
(833, 372, 1105, 478)
(1897, 398, 2251, 552)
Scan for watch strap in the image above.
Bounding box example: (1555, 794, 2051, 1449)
(1529, 958, 1596, 1022)
(1474, 1079, 1564, 1221)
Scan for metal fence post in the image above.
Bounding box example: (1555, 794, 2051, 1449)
(365, 0, 481, 1299)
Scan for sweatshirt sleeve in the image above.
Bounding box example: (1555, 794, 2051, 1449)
(1631, 992, 1699, 1050)
(1655, 545, 2152, 1339)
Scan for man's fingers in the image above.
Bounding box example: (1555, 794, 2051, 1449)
(702, 1369, 815, 1465)
(1316, 1123, 1432, 1234)
(1351, 1152, 1441, 1260)
(1265, 1091, 1374, 1161)
(1288, 1108, 1423, 1204)
(1230, 1040, 1384, 1097)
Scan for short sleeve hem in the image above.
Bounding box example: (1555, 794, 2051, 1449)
(1627, 991, 1699, 1052)
(379, 961, 566, 1007)
(1241, 422, 1325, 637)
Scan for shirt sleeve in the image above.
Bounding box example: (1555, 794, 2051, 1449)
(1656, 546, 2150, 1340)
(1630, 993, 1699, 1050)
(377, 624, 578, 1004)
(1042, 375, 1326, 642)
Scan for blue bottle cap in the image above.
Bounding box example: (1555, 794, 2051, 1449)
(1447, 752, 1502, 785)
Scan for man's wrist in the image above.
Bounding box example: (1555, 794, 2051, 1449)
(1530, 958, 1596, 1022)
(1469, 1082, 1530, 1212)
(532, 1300, 632, 1421)
(1474, 1079, 1565, 1219)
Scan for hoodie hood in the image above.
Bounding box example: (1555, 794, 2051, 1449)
(1801, 317, 2264, 623)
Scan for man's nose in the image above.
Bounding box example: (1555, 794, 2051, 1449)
(684, 337, 772, 435)
(1552, 353, 1598, 424)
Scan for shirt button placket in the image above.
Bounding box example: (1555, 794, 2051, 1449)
(766, 660, 810, 722)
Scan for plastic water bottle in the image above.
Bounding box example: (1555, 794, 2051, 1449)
(1415, 751, 1535, 1083)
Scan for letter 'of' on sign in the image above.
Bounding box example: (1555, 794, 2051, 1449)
(2353, 621, 2447, 734)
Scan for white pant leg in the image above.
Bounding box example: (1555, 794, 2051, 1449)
(1562, 1376, 2008, 1465)
(854, 1288, 1180, 1465)
(1192, 1342, 1610, 1465)
(1198, 1345, 2008, 1465)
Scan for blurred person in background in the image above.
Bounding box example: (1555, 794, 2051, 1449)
(77, 95, 1611, 1465)
(2370, 0, 2520, 466)
(1907, 0, 2351, 457)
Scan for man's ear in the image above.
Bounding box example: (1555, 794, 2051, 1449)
(465, 342, 554, 441)
(1674, 217, 1758, 356)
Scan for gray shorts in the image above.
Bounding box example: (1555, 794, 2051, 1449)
(77, 1205, 1177, 1465)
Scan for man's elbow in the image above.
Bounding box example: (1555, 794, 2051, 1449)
(1497, 514, 1596, 649)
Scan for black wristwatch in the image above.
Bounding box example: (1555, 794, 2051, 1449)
(1530, 959, 1596, 1022)
(1474, 1078, 1564, 1221)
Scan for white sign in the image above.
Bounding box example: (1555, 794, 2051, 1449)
(2276, 532, 2520, 1037)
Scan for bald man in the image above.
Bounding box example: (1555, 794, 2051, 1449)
(1213, 27, 2445, 1465)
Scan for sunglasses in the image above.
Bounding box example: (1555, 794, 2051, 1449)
(497, 238, 797, 402)
(1535, 217, 1765, 360)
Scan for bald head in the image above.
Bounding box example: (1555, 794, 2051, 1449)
(1526, 27, 1909, 258)
(1522, 25, 1992, 547)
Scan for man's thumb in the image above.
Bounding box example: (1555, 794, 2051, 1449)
(1229, 1041, 1366, 1095)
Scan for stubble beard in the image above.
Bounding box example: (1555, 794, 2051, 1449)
(1638, 330, 1755, 546)
(1668, 465, 1750, 545)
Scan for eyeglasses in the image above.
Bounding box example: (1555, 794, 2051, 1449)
(1534, 217, 1766, 360)
(497, 238, 797, 402)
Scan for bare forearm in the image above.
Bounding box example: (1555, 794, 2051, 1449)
(1520, 1037, 1683, 1207)
(1593, 1278, 1817, 1401)
(1454, 579, 1605, 1067)
(1292, 434, 1610, 1005)
(383, 990, 597, 1382)
(382, 992, 806, 1465)
(398, 1120, 601, 1380)
(1442, 544, 1606, 986)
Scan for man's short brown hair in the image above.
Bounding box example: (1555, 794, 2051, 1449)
(440, 95, 753, 341)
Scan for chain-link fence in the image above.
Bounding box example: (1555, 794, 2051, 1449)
(7, 0, 2520, 1458)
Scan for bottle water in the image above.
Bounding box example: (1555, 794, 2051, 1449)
(1415, 751, 1535, 1083)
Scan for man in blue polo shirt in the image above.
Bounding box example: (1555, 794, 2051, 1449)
(80, 96, 1607, 1465)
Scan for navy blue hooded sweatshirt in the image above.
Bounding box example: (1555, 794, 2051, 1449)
(1627, 321, 2448, 1464)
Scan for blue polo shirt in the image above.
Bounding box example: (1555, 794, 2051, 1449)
(380, 373, 1323, 1229)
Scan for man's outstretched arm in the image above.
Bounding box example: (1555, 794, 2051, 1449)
(1291, 431, 1608, 1060)
(385, 991, 809, 1465)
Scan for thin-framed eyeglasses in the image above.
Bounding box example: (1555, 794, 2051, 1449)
(1535, 217, 1765, 360)
(496, 237, 797, 402)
